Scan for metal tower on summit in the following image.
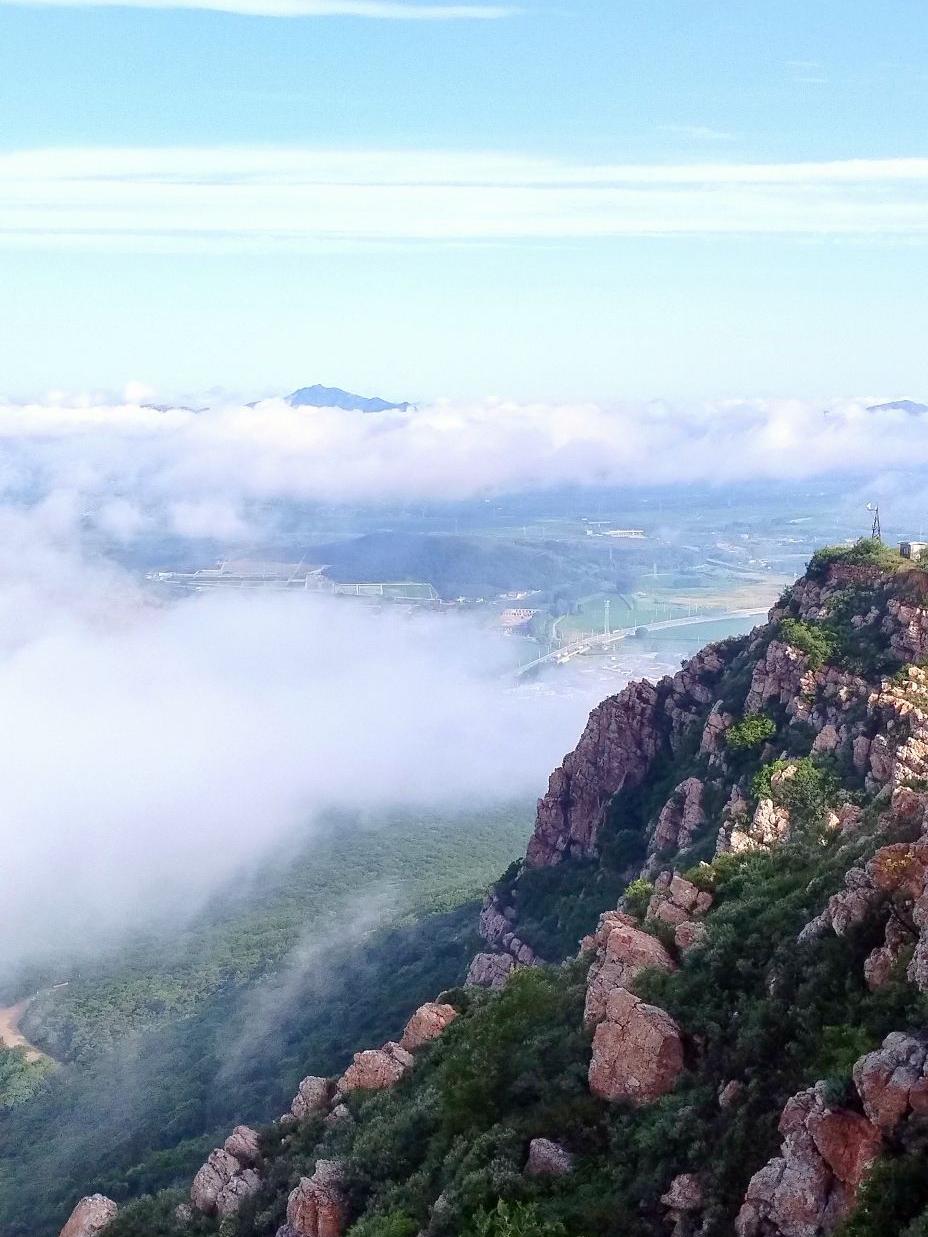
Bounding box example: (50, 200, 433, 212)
(867, 504, 882, 542)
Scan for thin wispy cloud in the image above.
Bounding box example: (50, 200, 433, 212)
(0, 0, 513, 16)
(658, 124, 735, 143)
(1, 149, 926, 252)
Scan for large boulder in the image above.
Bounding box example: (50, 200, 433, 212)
(287, 1160, 348, 1237)
(584, 919, 676, 1027)
(59, 1196, 118, 1237)
(646, 872, 713, 928)
(291, 1075, 335, 1120)
(735, 1085, 882, 1237)
(224, 1125, 261, 1166)
(336, 1041, 413, 1095)
(525, 1138, 574, 1177)
(588, 989, 683, 1105)
(465, 951, 515, 989)
(191, 1148, 242, 1215)
(216, 1169, 261, 1219)
(852, 1032, 928, 1131)
(400, 1002, 457, 1051)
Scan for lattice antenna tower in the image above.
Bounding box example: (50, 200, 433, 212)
(867, 503, 882, 542)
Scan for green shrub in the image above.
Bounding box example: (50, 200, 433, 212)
(725, 714, 777, 752)
(464, 1200, 566, 1237)
(807, 539, 902, 583)
(623, 878, 654, 920)
(752, 758, 839, 830)
(778, 618, 834, 669)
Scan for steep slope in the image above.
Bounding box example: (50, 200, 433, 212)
(69, 540, 928, 1237)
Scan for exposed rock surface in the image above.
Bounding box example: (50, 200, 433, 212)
(337, 1041, 414, 1095)
(526, 646, 731, 869)
(291, 1076, 336, 1121)
(588, 988, 683, 1104)
(661, 1174, 704, 1237)
(217, 1170, 261, 1219)
(651, 778, 706, 855)
(729, 796, 792, 854)
(465, 951, 516, 989)
(583, 912, 676, 1027)
(853, 1032, 928, 1130)
(59, 1196, 118, 1237)
(646, 871, 713, 928)
(287, 1160, 348, 1237)
(191, 1148, 243, 1215)
(735, 1084, 882, 1237)
(478, 896, 541, 964)
(525, 1138, 574, 1177)
(400, 1001, 458, 1051)
(224, 1125, 261, 1166)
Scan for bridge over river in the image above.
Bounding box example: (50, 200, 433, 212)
(515, 607, 769, 678)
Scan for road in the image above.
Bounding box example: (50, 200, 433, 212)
(0, 997, 47, 1063)
(516, 608, 768, 677)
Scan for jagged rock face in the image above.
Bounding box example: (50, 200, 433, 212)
(526, 646, 731, 869)
(661, 1173, 704, 1235)
(525, 1138, 574, 1177)
(400, 1002, 457, 1051)
(729, 797, 792, 854)
(735, 1085, 882, 1237)
(478, 897, 541, 964)
(646, 872, 713, 928)
(224, 1125, 261, 1166)
(216, 1169, 261, 1219)
(465, 951, 516, 989)
(699, 702, 732, 758)
(59, 1196, 118, 1237)
(287, 1160, 348, 1237)
(191, 1148, 243, 1215)
(583, 914, 676, 1027)
(291, 1076, 335, 1121)
(588, 988, 683, 1104)
(527, 680, 665, 868)
(651, 779, 706, 856)
(745, 640, 811, 715)
(337, 1041, 413, 1095)
(853, 1032, 928, 1131)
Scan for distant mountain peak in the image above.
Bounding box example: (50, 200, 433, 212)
(866, 399, 928, 415)
(286, 384, 410, 413)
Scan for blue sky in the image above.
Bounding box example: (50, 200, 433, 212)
(0, 0, 926, 400)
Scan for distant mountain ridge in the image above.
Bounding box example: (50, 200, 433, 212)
(866, 398, 928, 415)
(286, 384, 410, 413)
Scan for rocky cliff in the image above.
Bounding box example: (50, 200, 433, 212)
(86, 540, 928, 1237)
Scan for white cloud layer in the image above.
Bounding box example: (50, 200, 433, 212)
(0, 523, 593, 971)
(1, 149, 926, 251)
(0, 396, 926, 538)
(0, 0, 512, 15)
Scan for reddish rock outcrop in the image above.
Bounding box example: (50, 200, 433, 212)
(287, 1160, 348, 1237)
(661, 1174, 703, 1237)
(191, 1149, 243, 1215)
(852, 1032, 928, 1131)
(59, 1196, 118, 1237)
(744, 640, 810, 715)
(526, 646, 732, 869)
(400, 1002, 457, 1051)
(527, 680, 666, 868)
(525, 1138, 574, 1177)
(216, 1170, 261, 1220)
(336, 1042, 413, 1095)
(465, 951, 516, 989)
(291, 1075, 336, 1121)
(224, 1125, 261, 1166)
(729, 797, 792, 854)
(651, 779, 706, 855)
(735, 1085, 882, 1237)
(646, 871, 713, 928)
(588, 988, 683, 1104)
(584, 914, 676, 1027)
(478, 896, 541, 964)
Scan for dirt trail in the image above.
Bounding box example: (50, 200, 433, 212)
(0, 997, 49, 1062)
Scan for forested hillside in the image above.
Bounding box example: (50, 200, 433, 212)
(0, 808, 531, 1236)
(76, 539, 928, 1237)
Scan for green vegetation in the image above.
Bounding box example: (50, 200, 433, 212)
(778, 617, 834, 668)
(0, 1045, 54, 1109)
(752, 757, 839, 830)
(806, 538, 904, 583)
(724, 713, 776, 751)
(0, 807, 531, 1237)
